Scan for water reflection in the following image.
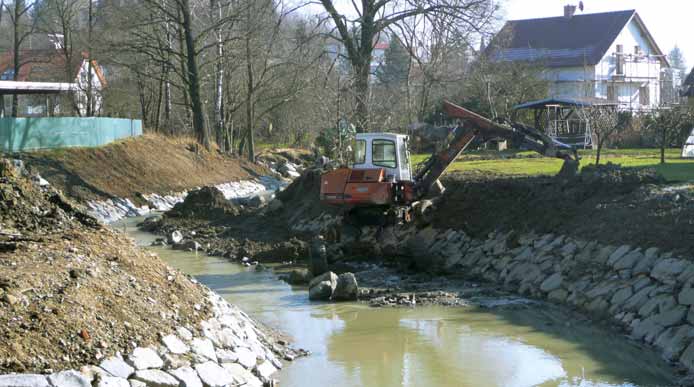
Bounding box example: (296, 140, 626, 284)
(113, 217, 676, 387)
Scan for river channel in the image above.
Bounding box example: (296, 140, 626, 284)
(114, 217, 678, 387)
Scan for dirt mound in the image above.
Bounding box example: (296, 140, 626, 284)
(0, 160, 210, 373)
(276, 168, 336, 224)
(167, 186, 240, 220)
(433, 165, 694, 254)
(16, 134, 268, 204)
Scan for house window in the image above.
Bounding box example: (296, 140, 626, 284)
(616, 45, 624, 75)
(372, 139, 397, 168)
(639, 85, 650, 106)
(1, 69, 15, 80)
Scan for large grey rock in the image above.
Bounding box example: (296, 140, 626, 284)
(651, 259, 689, 284)
(649, 305, 687, 327)
(48, 370, 91, 387)
(639, 295, 676, 317)
(308, 272, 338, 301)
(129, 381, 146, 387)
(215, 349, 238, 363)
(221, 364, 262, 387)
(287, 269, 311, 285)
(654, 325, 694, 361)
(128, 347, 164, 370)
(194, 361, 236, 387)
(610, 287, 633, 307)
(0, 375, 50, 387)
(176, 327, 194, 342)
(254, 360, 278, 383)
(191, 338, 217, 362)
(623, 285, 656, 311)
(97, 377, 130, 387)
(633, 255, 657, 276)
(540, 273, 563, 292)
(79, 366, 111, 383)
(234, 347, 258, 369)
(613, 250, 643, 271)
(680, 341, 694, 371)
(100, 357, 135, 379)
(162, 334, 190, 354)
(679, 287, 694, 306)
(607, 245, 631, 266)
(169, 367, 202, 387)
(168, 231, 183, 244)
(332, 273, 359, 301)
(132, 370, 179, 387)
(309, 280, 334, 301)
(631, 318, 665, 343)
(548, 289, 568, 303)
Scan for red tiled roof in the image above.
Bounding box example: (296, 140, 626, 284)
(0, 50, 106, 86)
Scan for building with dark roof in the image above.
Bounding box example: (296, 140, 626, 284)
(488, 6, 671, 111)
(0, 48, 106, 117)
(683, 68, 694, 102)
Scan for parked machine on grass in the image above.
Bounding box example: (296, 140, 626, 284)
(319, 101, 579, 224)
(683, 128, 694, 158)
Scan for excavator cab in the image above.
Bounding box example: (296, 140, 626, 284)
(351, 133, 412, 182)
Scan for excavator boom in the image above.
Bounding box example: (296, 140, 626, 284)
(412, 101, 578, 201)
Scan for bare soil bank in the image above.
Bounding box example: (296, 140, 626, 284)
(15, 134, 269, 204)
(434, 165, 694, 255)
(0, 160, 212, 373)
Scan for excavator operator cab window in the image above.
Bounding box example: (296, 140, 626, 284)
(353, 139, 366, 164)
(372, 139, 397, 169)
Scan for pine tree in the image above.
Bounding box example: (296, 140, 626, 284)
(376, 38, 410, 89)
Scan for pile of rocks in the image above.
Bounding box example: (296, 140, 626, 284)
(0, 291, 298, 387)
(87, 177, 285, 224)
(307, 272, 359, 301)
(339, 221, 694, 374)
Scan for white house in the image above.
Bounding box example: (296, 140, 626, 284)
(489, 6, 671, 111)
(0, 49, 106, 117)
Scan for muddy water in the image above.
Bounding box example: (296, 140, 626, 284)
(116, 217, 677, 387)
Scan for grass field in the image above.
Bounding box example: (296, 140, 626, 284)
(411, 148, 694, 182)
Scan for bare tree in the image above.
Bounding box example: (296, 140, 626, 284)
(645, 106, 694, 164)
(577, 106, 619, 165)
(315, 0, 496, 132)
(3, 0, 39, 117)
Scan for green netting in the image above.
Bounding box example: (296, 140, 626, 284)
(0, 117, 143, 152)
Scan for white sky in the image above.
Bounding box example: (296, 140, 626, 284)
(303, 0, 693, 70)
(502, 0, 692, 69)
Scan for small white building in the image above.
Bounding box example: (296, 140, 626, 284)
(0, 49, 106, 117)
(489, 7, 670, 112)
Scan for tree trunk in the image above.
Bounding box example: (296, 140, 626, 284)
(660, 128, 666, 164)
(353, 60, 370, 133)
(243, 5, 255, 161)
(86, 0, 94, 116)
(180, 0, 210, 150)
(11, 1, 21, 117)
(212, 0, 225, 151)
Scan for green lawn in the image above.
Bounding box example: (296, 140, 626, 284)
(412, 148, 694, 182)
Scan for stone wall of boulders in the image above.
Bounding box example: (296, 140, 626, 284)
(87, 177, 286, 224)
(293, 213, 694, 373)
(0, 290, 294, 387)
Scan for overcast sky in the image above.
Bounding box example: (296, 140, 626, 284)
(304, 0, 692, 70)
(501, 0, 691, 69)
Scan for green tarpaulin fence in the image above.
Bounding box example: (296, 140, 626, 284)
(0, 117, 143, 153)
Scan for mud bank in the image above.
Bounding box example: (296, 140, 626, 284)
(0, 160, 296, 384)
(297, 211, 694, 379)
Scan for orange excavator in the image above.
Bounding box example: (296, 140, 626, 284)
(320, 101, 579, 224)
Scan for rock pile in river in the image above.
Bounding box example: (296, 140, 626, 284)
(168, 186, 240, 220)
(307, 271, 359, 301)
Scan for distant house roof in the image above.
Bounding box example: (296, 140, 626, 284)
(514, 97, 618, 110)
(0, 50, 106, 87)
(488, 10, 668, 68)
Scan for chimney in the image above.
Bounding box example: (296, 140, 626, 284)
(564, 5, 577, 19)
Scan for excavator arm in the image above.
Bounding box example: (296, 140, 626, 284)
(412, 101, 579, 201)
